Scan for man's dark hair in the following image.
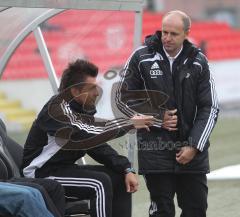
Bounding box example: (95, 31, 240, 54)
(59, 59, 98, 92)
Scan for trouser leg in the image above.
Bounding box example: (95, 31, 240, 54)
(85, 165, 132, 217)
(144, 174, 176, 217)
(0, 182, 54, 217)
(9, 177, 65, 217)
(176, 174, 208, 217)
(43, 165, 113, 217)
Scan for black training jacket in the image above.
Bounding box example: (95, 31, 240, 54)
(116, 31, 219, 174)
(21, 91, 133, 178)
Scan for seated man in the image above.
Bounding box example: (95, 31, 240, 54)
(0, 182, 54, 217)
(21, 59, 154, 217)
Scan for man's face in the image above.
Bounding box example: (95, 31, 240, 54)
(161, 14, 188, 57)
(71, 76, 100, 109)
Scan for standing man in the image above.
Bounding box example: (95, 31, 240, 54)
(116, 10, 219, 217)
(21, 59, 154, 217)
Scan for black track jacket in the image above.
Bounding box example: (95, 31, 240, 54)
(116, 31, 219, 174)
(22, 91, 133, 178)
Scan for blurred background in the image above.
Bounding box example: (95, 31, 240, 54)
(0, 0, 240, 216)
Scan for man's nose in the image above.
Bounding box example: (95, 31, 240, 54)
(94, 88, 100, 96)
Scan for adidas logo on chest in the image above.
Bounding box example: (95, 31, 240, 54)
(150, 62, 163, 78)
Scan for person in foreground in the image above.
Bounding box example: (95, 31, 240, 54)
(0, 182, 54, 217)
(116, 10, 219, 217)
(0, 121, 65, 217)
(21, 59, 155, 217)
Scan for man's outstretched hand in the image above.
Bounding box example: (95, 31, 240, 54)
(131, 114, 155, 131)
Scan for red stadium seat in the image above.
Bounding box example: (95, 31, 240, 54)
(4, 11, 240, 80)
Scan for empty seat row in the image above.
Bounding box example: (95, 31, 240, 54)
(3, 11, 240, 80)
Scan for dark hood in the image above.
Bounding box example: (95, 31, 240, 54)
(144, 31, 200, 59)
(144, 31, 163, 52)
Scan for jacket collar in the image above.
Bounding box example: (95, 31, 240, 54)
(56, 87, 97, 115)
(69, 99, 96, 116)
(144, 31, 199, 61)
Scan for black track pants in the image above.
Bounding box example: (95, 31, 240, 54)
(144, 173, 208, 217)
(42, 165, 132, 217)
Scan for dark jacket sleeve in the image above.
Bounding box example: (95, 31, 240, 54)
(116, 49, 163, 127)
(87, 143, 131, 173)
(38, 98, 134, 150)
(116, 50, 144, 117)
(188, 54, 219, 152)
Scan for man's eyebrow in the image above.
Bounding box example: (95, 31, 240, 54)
(85, 83, 97, 89)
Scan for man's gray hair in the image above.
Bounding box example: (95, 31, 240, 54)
(163, 10, 191, 32)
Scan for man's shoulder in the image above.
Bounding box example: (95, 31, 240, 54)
(192, 48, 207, 61)
(37, 95, 60, 119)
(132, 45, 154, 58)
(193, 51, 209, 71)
(183, 46, 208, 67)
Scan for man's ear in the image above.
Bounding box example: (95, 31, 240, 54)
(185, 29, 190, 39)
